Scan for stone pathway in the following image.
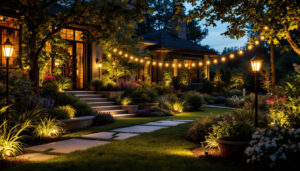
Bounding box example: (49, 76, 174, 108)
(19, 119, 193, 162)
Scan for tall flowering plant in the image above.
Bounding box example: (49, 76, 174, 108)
(44, 75, 55, 83)
(245, 127, 300, 168)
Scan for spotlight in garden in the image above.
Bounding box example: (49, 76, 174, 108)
(250, 56, 263, 127)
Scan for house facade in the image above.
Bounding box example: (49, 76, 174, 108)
(0, 10, 216, 90)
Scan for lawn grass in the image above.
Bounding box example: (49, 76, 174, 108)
(9, 108, 233, 171)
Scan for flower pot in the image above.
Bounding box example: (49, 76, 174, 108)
(96, 91, 124, 99)
(216, 138, 249, 158)
(121, 105, 138, 114)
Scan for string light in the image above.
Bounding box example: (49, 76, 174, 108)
(124, 53, 128, 57)
(113, 48, 117, 53)
(159, 62, 163, 67)
(229, 53, 235, 59)
(140, 59, 144, 63)
(206, 61, 210, 65)
(264, 26, 269, 30)
(135, 58, 138, 61)
(238, 49, 244, 55)
(153, 61, 156, 65)
(55, 62, 59, 66)
(118, 51, 123, 55)
(130, 56, 134, 60)
(107, 53, 112, 57)
(221, 56, 226, 62)
(213, 59, 218, 64)
(184, 63, 188, 68)
(260, 35, 265, 41)
(255, 40, 260, 45)
(165, 63, 169, 67)
(172, 63, 175, 67)
(198, 62, 203, 66)
(147, 61, 150, 64)
(248, 45, 253, 50)
(178, 63, 182, 68)
(192, 63, 195, 67)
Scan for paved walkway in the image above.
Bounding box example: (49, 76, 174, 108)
(17, 119, 193, 162)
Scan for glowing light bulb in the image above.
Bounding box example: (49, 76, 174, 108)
(206, 61, 210, 65)
(229, 54, 235, 59)
(113, 48, 117, 53)
(178, 63, 182, 68)
(153, 61, 156, 65)
(255, 40, 260, 45)
(260, 35, 265, 41)
(135, 58, 138, 61)
(140, 59, 144, 63)
(238, 49, 244, 55)
(165, 63, 169, 67)
(248, 45, 253, 50)
(147, 61, 150, 64)
(107, 53, 112, 57)
(192, 63, 195, 67)
(264, 26, 269, 30)
(213, 59, 218, 64)
(118, 51, 123, 55)
(172, 63, 175, 67)
(124, 53, 128, 57)
(55, 62, 59, 66)
(199, 62, 203, 66)
(221, 57, 226, 62)
(159, 62, 162, 67)
(130, 56, 134, 60)
(184, 63, 188, 67)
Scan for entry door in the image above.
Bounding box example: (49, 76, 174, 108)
(64, 42, 84, 89)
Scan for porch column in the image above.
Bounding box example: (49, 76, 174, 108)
(204, 55, 210, 80)
(91, 43, 102, 80)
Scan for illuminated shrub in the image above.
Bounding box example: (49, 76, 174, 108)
(52, 105, 76, 119)
(34, 117, 64, 138)
(121, 97, 132, 105)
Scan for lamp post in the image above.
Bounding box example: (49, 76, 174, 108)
(98, 62, 102, 80)
(2, 38, 14, 106)
(250, 56, 263, 127)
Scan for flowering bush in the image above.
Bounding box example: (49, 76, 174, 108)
(44, 75, 55, 83)
(245, 127, 300, 168)
(225, 95, 245, 107)
(266, 95, 286, 107)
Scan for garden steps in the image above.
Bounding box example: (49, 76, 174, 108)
(66, 90, 135, 118)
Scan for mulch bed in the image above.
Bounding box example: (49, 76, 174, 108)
(0, 159, 29, 170)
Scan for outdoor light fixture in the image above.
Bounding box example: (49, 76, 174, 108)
(118, 51, 123, 55)
(178, 63, 182, 68)
(130, 56, 134, 60)
(135, 58, 138, 61)
(124, 53, 128, 57)
(260, 36, 265, 41)
(55, 62, 59, 66)
(255, 40, 260, 45)
(172, 63, 175, 67)
(264, 26, 269, 30)
(3, 38, 14, 107)
(113, 48, 117, 53)
(192, 63, 195, 67)
(238, 50, 244, 55)
(184, 63, 188, 67)
(199, 62, 203, 66)
(153, 61, 156, 65)
(206, 61, 210, 65)
(213, 59, 218, 64)
(107, 53, 112, 57)
(140, 59, 144, 63)
(250, 56, 263, 127)
(229, 53, 235, 59)
(147, 61, 150, 64)
(248, 45, 253, 50)
(221, 56, 226, 62)
(159, 62, 162, 67)
(98, 63, 102, 68)
(165, 63, 169, 67)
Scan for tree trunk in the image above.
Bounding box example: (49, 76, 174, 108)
(270, 41, 276, 92)
(285, 26, 300, 55)
(28, 35, 40, 93)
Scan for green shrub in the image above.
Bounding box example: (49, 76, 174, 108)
(90, 79, 104, 91)
(55, 77, 72, 92)
(52, 105, 76, 119)
(185, 116, 221, 142)
(121, 97, 132, 105)
(129, 87, 158, 103)
(54, 93, 79, 106)
(225, 95, 245, 107)
(201, 79, 214, 94)
(72, 101, 96, 116)
(170, 101, 184, 113)
(181, 91, 204, 111)
(41, 83, 59, 97)
(93, 113, 115, 125)
(34, 117, 64, 138)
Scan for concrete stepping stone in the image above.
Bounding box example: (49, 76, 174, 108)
(27, 138, 110, 154)
(83, 132, 115, 139)
(16, 153, 57, 162)
(144, 120, 186, 126)
(114, 133, 139, 140)
(112, 125, 167, 133)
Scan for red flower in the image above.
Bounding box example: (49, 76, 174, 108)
(44, 75, 55, 82)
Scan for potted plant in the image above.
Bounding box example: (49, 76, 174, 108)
(205, 119, 255, 158)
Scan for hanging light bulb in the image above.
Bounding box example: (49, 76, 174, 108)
(140, 59, 144, 63)
(178, 63, 182, 68)
(118, 51, 123, 55)
(113, 48, 117, 53)
(264, 26, 269, 30)
(213, 59, 218, 64)
(153, 61, 157, 65)
(192, 63, 195, 67)
(135, 57, 138, 61)
(130, 56, 134, 60)
(221, 56, 226, 62)
(260, 35, 265, 41)
(255, 40, 260, 45)
(159, 62, 163, 67)
(147, 61, 150, 64)
(198, 62, 203, 66)
(238, 49, 244, 55)
(206, 61, 210, 65)
(229, 53, 235, 59)
(165, 63, 169, 67)
(248, 45, 253, 50)
(184, 63, 188, 67)
(107, 53, 112, 57)
(124, 53, 128, 57)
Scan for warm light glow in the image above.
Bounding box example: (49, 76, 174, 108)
(199, 62, 203, 66)
(140, 59, 144, 63)
(113, 48, 117, 53)
(206, 61, 210, 65)
(2, 38, 14, 58)
(135, 58, 138, 61)
(238, 50, 244, 55)
(248, 45, 253, 50)
(229, 54, 235, 59)
(153, 61, 156, 65)
(213, 59, 218, 64)
(147, 61, 150, 64)
(172, 63, 175, 67)
(264, 26, 269, 30)
(255, 40, 260, 45)
(159, 62, 163, 67)
(118, 51, 123, 55)
(107, 53, 112, 57)
(55, 62, 59, 66)
(221, 57, 226, 62)
(192, 63, 195, 67)
(260, 36, 265, 41)
(112, 62, 116, 65)
(130, 56, 134, 60)
(250, 56, 263, 72)
(178, 63, 182, 68)
(124, 53, 128, 57)
(165, 63, 169, 67)
(98, 63, 102, 68)
(184, 63, 188, 68)
(0, 16, 3, 21)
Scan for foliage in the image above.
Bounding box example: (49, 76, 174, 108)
(185, 116, 221, 143)
(34, 117, 64, 138)
(121, 97, 132, 106)
(136, 107, 174, 117)
(225, 95, 245, 108)
(245, 127, 300, 168)
(157, 95, 184, 113)
(214, 96, 227, 104)
(170, 101, 184, 113)
(260, 66, 272, 94)
(230, 73, 244, 89)
(55, 77, 73, 92)
(200, 79, 214, 94)
(0, 120, 31, 159)
(180, 91, 204, 111)
(205, 119, 255, 148)
(41, 82, 59, 97)
(90, 79, 104, 91)
(128, 86, 158, 103)
(162, 68, 173, 87)
(72, 101, 96, 116)
(54, 93, 79, 107)
(93, 113, 115, 126)
(52, 105, 76, 119)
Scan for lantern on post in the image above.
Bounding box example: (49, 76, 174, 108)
(2, 38, 14, 106)
(250, 56, 263, 127)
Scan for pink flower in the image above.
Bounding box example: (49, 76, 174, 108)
(44, 75, 55, 82)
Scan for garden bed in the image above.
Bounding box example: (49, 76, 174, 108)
(60, 116, 96, 131)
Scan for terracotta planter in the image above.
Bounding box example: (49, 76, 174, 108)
(121, 105, 138, 114)
(138, 102, 159, 109)
(216, 138, 249, 158)
(96, 91, 124, 99)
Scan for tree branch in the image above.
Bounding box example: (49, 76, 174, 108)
(284, 25, 300, 55)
